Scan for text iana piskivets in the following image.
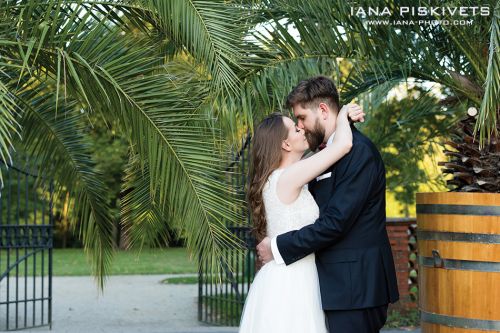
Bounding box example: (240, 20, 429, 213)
(350, 6, 491, 17)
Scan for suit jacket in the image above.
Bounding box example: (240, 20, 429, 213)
(276, 127, 400, 310)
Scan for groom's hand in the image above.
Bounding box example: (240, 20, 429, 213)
(256, 237, 273, 264)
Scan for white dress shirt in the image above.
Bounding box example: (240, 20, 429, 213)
(270, 132, 335, 264)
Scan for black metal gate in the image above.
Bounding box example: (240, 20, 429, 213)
(198, 136, 256, 326)
(0, 158, 53, 330)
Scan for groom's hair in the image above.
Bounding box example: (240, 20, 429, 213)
(286, 76, 340, 112)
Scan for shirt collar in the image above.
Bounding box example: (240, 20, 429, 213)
(326, 132, 335, 146)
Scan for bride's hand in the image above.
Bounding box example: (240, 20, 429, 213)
(341, 103, 365, 123)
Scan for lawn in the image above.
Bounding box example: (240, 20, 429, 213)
(2, 247, 420, 329)
(0, 247, 197, 276)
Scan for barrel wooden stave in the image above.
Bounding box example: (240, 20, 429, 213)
(416, 192, 499, 206)
(422, 322, 491, 333)
(417, 214, 499, 234)
(419, 268, 500, 320)
(419, 240, 500, 262)
(417, 192, 500, 333)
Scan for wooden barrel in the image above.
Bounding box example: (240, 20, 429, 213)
(416, 192, 500, 333)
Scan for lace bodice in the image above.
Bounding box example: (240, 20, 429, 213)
(262, 169, 320, 238)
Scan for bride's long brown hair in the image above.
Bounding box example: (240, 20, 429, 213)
(247, 113, 288, 242)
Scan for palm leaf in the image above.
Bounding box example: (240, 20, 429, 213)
(120, 153, 173, 249)
(54, 25, 246, 276)
(0, 74, 22, 188)
(1, 2, 247, 284)
(257, 0, 497, 140)
(477, 2, 500, 145)
(147, 0, 246, 95)
(15, 83, 115, 289)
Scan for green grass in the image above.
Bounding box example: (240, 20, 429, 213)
(384, 308, 420, 328)
(0, 248, 197, 276)
(200, 295, 420, 328)
(162, 275, 253, 285)
(162, 276, 199, 284)
(201, 293, 246, 326)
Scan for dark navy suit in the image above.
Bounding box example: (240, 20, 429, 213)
(276, 127, 399, 332)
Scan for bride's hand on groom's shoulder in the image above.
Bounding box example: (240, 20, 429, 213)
(343, 103, 365, 123)
(256, 237, 273, 265)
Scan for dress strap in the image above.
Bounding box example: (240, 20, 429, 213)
(269, 168, 285, 187)
(267, 168, 296, 206)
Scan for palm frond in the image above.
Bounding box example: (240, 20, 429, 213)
(115, 74, 245, 275)
(51, 24, 246, 276)
(0, 74, 22, 187)
(16, 84, 114, 290)
(147, 0, 246, 95)
(54, 26, 246, 277)
(217, 55, 338, 144)
(120, 154, 173, 249)
(477, 2, 500, 146)
(260, 1, 491, 92)
(0, 0, 251, 285)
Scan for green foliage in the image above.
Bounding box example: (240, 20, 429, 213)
(0, 80, 21, 187)
(385, 308, 420, 328)
(0, 0, 248, 288)
(0, 248, 197, 276)
(478, 1, 500, 145)
(87, 114, 129, 247)
(161, 276, 199, 284)
(257, 0, 498, 144)
(360, 86, 459, 213)
(201, 292, 246, 326)
(2, 0, 498, 288)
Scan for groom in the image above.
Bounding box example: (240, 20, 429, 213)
(257, 76, 399, 332)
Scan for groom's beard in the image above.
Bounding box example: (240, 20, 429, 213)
(305, 119, 325, 151)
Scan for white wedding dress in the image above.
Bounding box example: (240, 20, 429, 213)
(239, 169, 328, 333)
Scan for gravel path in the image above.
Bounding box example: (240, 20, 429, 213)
(7, 275, 419, 333)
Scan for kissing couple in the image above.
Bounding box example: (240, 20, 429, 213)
(239, 76, 400, 333)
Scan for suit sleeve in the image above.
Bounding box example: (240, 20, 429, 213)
(276, 142, 378, 265)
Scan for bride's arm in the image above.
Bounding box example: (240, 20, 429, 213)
(277, 105, 354, 203)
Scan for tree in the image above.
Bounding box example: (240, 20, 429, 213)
(360, 86, 458, 214)
(0, 0, 256, 288)
(3, 0, 497, 288)
(248, 0, 499, 192)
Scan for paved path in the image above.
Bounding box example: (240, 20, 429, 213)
(8, 275, 419, 333)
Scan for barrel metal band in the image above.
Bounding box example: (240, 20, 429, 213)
(417, 230, 500, 244)
(417, 204, 500, 216)
(418, 255, 500, 272)
(421, 310, 500, 331)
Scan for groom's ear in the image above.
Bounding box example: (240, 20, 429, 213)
(318, 102, 329, 120)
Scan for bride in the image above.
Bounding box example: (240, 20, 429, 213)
(239, 104, 363, 332)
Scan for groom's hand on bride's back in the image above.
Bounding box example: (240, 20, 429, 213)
(256, 237, 273, 264)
